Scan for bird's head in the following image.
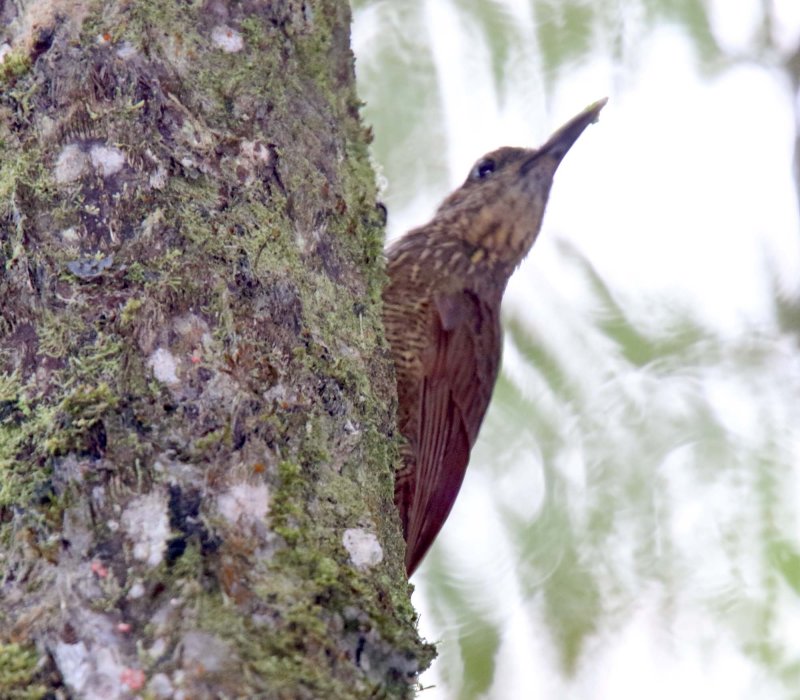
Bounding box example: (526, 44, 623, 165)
(434, 98, 607, 267)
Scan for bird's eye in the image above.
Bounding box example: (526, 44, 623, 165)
(471, 158, 496, 181)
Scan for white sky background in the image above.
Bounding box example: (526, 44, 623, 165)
(354, 0, 800, 697)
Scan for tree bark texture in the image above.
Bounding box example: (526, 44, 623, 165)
(0, 1, 433, 697)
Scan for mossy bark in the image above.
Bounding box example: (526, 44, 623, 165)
(0, 1, 433, 697)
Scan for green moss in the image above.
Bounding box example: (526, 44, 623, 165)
(120, 297, 145, 326)
(37, 309, 88, 359)
(0, 644, 46, 700)
(0, 51, 32, 86)
(270, 460, 306, 545)
(0, 432, 28, 506)
(238, 17, 265, 44)
(124, 262, 148, 285)
(44, 381, 118, 455)
(191, 426, 231, 457)
(0, 373, 61, 506)
(168, 540, 205, 583)
(181, 589, 334, 697)
(0, 370, 21, 405)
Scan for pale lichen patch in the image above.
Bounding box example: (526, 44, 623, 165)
(10, 0, 91, 52)
(217, 483, 270, 525)
(50, 610, 129, 700)
(89, 144, 126, 177)
(181, 631, 236, 674)
(121, 492, 169, 568)
(149, 163, 168, 189)
(239, 139, 271, 163)
(127, 581, 145, 600)
(148, 348, 180, 385)
(60, 226, 80, 243)
(52, 641, 119, 700)
(54, 144, 89, 183)
(343, 528, 383, 569)
(211, 25, 244, 53)
(147, 672, 174, 698)
(116, 41, 137, 60)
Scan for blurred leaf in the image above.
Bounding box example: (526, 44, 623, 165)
(424, 548, 502, 698)
(458, 618, 501, 698)
(555, 238, 708, 366)
(645, 0, 721, 67)
(768, 539, 800, 596)
(451, 0, 524, 96)
(353, 1, 449, 208)
(538, 520, 601, 674)
(534, 0, 597, 83)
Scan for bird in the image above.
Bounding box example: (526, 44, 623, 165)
(382, 98, 607, 575)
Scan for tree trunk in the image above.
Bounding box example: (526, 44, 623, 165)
(0, 1, 433, 698)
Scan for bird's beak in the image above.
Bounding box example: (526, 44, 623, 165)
(539, 97, 608, 163)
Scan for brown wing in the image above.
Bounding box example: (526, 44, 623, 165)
(403, 288, 502, 575)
